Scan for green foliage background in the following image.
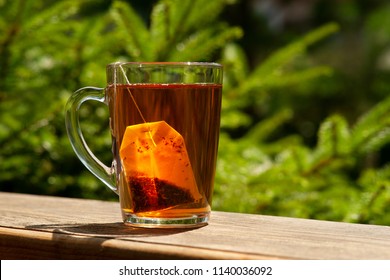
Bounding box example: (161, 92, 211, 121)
(1, 0, 390, 225)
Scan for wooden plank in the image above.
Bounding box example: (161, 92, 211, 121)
(0, 227, 265, 260)
(1, 191, 390, 259)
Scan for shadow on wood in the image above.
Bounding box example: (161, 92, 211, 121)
(26, 222, 200, 238)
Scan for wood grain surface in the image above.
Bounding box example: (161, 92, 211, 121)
(1, 192, 390, 259)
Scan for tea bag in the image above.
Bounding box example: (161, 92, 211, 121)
(120, 121, 202, 213)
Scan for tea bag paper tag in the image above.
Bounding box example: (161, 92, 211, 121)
(120, 121, 202, 206)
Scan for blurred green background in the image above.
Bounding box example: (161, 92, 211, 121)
(1, 0, 390, 225)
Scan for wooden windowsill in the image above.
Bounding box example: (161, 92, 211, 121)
(1, 191, 390, 259)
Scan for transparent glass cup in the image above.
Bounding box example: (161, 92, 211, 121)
(65, 62, 223, 228)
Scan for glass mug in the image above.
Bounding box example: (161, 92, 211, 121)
(65, 62, 223, 228)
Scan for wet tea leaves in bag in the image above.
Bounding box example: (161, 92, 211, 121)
(120, 121, 202, 213)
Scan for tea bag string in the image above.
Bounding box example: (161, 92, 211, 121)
(117, 63, 156, 147)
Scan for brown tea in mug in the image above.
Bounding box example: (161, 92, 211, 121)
(107, 83, 222, 221)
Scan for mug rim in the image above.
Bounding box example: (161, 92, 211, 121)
(107, 61, 222, 69)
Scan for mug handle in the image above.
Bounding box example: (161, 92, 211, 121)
(65, 87, 118, 194)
